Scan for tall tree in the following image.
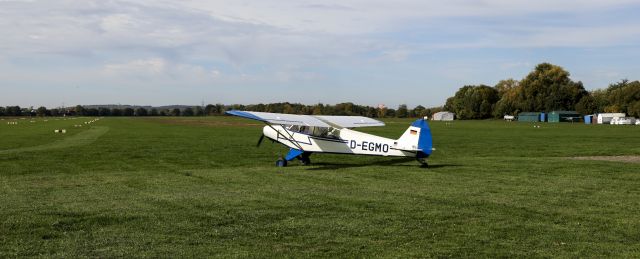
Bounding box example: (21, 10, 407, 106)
(194, 106, 204, 116)
(123, 108, 134, 116)
(111, 108, 122, 116)
(171, 108, 181, 116)
(36, 106, 48, 117)
(396, 104, 408, 118)
(134, 107, 148, 116)
(6, 106, 22, 116)
(98, 107, 111, 116)
(515, 63, 587, 112)
(446, 85, 499, 119)
(75, 105, 86, 116)
(183, 107, 194, 116)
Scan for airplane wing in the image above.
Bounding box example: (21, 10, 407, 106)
(314, 115, 385, 128)
(225, 110, 331, 127)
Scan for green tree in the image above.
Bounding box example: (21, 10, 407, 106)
(123, 108, 134, 116)
(412, 105, 426, 118)
(312, 103, 324, 115)
(575, 95, 597, 115)
(86, 108, 99, 116)
(515, 63, 587, 112)
(377, 106, 387, 118)
(6, 106, 22, 116)
(204, 104, 216, 115)
(36, 106, 48, 117)
(194, 106, 204, 116)
(396, 104, 408, 118)
(134, 107, 148, 116)
(604, 80, 640, 116)
(98, 107, 111, 116)
(447, 85, 499, 119)
(494, 79, 519, 97)
(171, 108, 181, 116)
(183, 107, 194, 116)
(75, 105, 86, 116)
(629, 101, 640, 118)
(111, 108, 122, 116)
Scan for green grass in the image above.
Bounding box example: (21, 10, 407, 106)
(1, 116, 640, 257)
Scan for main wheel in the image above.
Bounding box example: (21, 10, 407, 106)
(276, 159, 287, 167)
(299, 156, 311, 166)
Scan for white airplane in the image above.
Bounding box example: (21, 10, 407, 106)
(226, 110, 434, 167)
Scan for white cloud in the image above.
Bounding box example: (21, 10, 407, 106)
(1, 0, 639, 107)
(103, 58, 167, 76)
(102, 58, 225, 83)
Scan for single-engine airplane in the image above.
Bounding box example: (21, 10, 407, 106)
(226, 110, 434, 167)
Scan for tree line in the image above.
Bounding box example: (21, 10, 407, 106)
(444, 63, 640, 119)
(0, 103, 445, 118)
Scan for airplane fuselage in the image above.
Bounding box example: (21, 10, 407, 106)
(263, 125, 417, 157)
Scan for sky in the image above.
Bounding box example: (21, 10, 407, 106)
(1, 0, 640, 108)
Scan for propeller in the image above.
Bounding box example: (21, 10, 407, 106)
(256, 134, 265, 147)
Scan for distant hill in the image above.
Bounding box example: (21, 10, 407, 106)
(82, 104, 198, 110)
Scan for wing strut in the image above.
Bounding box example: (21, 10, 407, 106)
(264, 122, 305, 151)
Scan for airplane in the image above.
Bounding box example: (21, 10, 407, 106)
(226, 110, 434, 167)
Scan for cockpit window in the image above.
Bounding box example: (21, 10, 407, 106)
(285, 125, 340, 139)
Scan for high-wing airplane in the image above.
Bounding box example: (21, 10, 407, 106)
(226, 110, 434, 167)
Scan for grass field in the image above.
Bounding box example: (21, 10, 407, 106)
(1, 116, 640, 257)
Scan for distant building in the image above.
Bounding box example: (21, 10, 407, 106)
(597, 113, 626, 124)
(517, 112, 543, 122)
(548, 111, 581, 123)
(432, 111, 455, 121)
(584, 115, 595, 124)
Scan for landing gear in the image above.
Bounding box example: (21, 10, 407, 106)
(298, 152, 312, 166)
(417, 158, 429, 168)
(298, 154, 311, 166)
(275, 151, 312, 167)
(276, 158, 287, 167)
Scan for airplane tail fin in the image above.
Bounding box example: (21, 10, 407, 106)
(395, 119, 433, 158)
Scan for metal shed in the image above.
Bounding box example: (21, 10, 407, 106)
(518, 112, 541, 122)
(584, 115, 593, 124)
(548, 111, 581, 123)
(432, 111, 455, 121)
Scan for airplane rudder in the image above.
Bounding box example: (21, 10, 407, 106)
(413, 119, 433, 155)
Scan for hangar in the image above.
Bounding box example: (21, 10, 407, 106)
(431, 111, 455, 121)
(517, 112, 543, 122)
(548, 111, 581, 123)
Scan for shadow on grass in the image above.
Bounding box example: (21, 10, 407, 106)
(303, 157, 461, 171)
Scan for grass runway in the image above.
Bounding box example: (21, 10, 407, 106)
(1, 116, 640, 257)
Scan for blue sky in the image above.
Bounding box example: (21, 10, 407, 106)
(1, 0, 640, 108)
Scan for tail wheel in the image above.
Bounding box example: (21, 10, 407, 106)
(417, 158, 429, 168)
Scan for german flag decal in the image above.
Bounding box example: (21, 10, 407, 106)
(410, 130, 418, 135)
